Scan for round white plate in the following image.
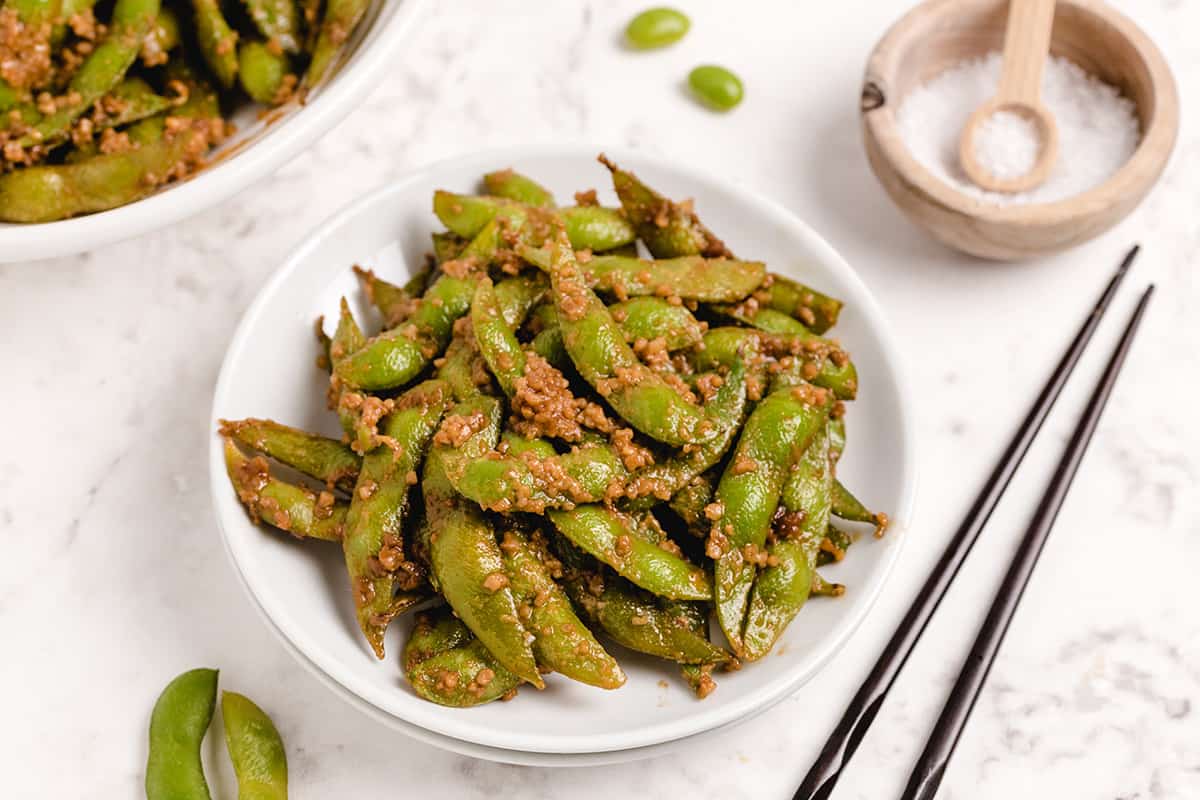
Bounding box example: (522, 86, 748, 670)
(0, 0, 424, 263)
(209, 144, 918, 757)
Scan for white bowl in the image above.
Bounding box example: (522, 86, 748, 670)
(209, 145, 918, 757)
(0, 0, 424, 263)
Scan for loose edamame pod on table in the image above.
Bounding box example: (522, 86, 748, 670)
(146, 668, 218, 800)
(220, 157, 886, 705)
(221, 691, 289, 800)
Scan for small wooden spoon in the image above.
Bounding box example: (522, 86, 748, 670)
(960, 0, 1060, 193)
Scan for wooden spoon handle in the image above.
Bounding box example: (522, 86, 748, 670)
(997, 0, 1057, 104)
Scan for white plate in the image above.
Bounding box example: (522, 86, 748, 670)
(0, 0, 424, 263)
(209, 144, 918, 757)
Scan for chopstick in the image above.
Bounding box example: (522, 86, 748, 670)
(792, 245, 1140, 800)
(901, 283, 1154, 799)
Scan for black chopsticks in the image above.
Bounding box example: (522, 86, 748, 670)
(793, 245, 1145, 800)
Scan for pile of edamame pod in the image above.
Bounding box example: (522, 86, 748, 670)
(0, 0, 369, 222)
(220, 156, 888, 707)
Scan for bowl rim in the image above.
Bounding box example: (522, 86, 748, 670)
(861, 0, 1180, 226)
(0, 0, 426, 264)
(208, 143, 920, 754)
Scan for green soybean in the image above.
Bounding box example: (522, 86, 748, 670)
(221, 692, 288, 800)
(145, 668, 218, 800)
(625, 7, 690, 49)
(688, 65, 744, 111)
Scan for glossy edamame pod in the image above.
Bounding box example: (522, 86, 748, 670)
(101, 78, 173, 128)
(220, 418, 360, 490)
(548, 504, 710, 600)
(353, 265, 425, 328)
(240, 0, 301, 52)
(334, 219, 503, 391)
(404, 607, 522, 707)
(420, 396, 543, 687)
(548, 231, 713, 446)
(342, 379, 449, 658)
(471, 277, 525, 398)
(696, 327, 858, 401)
(501, 529, 625, 688)
(221, 692, 288, 800)
(756, 273, 843, 335)
(327, 298, 365, 437)
(223, 439, 347, 542)
(192, 0, 239, 88)
(608, 296, 704, 351)
(449, 441, 626, 513)
(522, 246, 764, 303)
(306, 0, 368, 85)
(483, 168, 555, 208)
(238, 40, 290, 105)
(145, 668, 218, 800)
(741, 424, 832, 660)
(600, 154, 731, 259)
(568, 574, 727, 665)
(625, 7, 690, 49)
(688, 65, 744, 112)
(623, 359, 748, 509)
(712, 385, 830, 651)
(433, 191, 636, 252)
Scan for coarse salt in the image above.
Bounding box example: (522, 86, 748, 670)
(897, 53, 1141, 205)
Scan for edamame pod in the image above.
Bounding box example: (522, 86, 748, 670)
(449, 441, 626, 513)
(549, 504, 710, 600)
(192, 0, 238, 88)
(238, 40, 291, 105)
(483, 168, 555, 208)
(471, 277, 525, 398)
(548, 230, 713, 446)
(433, 191, 635, 252)
(342, 380, 449, 658)
(240, 0, 300, 52)
(221, 692, 288, 800)
(608, 296, 704, 351)
(741, 424, 832, 661)
(600, 154, 731, 259)
(421, 396, 543, 687)
(712, 385, 830, 651)
(306, 0, 368, 85)
(404, 608, 522, 707)
(220, 418, 360, 489)
(756, 273, 843, 335)
(146, 668, 218, 800)
(223, 439, 347, 542)
(501, 529, 625, 688)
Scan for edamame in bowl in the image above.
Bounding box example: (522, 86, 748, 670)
(0, 0, 423, 263)
(209, 145, 917, 757)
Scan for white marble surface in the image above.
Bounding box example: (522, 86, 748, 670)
(3, 0, 1198, 797)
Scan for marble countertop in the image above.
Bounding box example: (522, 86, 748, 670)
(3, 0, 1198, 797)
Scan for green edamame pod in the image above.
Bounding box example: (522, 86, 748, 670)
(668, 471, 716, 528)
(741, 424, 832, 661)
(609, 296, 704, 350)
(223, 439, 347, 542)
(238, 40, 290, 105)
(501, 529, 625, 689)
(623, 359, 747, 510)
(449, 441, 626, 513)
(757, 273, 843, 335)
(522, 247, 764, 303)
(404, 608, 522, 707)
(420, 396, 543, 687)
(568, 574, 727, 665)
(432, 231, 466, 264)
(306, 0, 369, 85)
(484, 168, 555, 208)
(831, 480, 886, 535)
(433, 191, 635, 252)
(548, 231, 714, 446)
(436, 334, 494, 402)
(146, 668, 218, 800)
(600, 154, 731, 259)
(220, 418, 360, 489)
(342, 379, 449, 658)
(221, 692, 288, 800)
(353, 265, 422, 328)
(529, 325, 568, 370)
(712, 385, 830, 652)
(688, 65, 744, 112)
(101, 78, 173, 128)
(560, 205, 638, 252)
(148, 6, 181, 55)
(696, 327, 858, 401)
(192, 0, 239, 88)
(240, 0, 300, 52)
(471, 277, 525, 398)
(327, 298, 365, 437)
(549, 504, 710, 600)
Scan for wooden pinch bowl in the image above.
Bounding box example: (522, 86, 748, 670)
(861, 0, 1179, 261)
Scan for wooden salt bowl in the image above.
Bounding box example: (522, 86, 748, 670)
(861, 0, 1179, 261)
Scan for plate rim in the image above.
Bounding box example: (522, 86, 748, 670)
(209, 142, 919, 755)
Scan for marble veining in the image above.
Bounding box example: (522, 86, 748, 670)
(2, 0, 1198, 797)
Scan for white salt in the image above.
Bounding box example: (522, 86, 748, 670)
(897, 53, 1141, 205)
(973, 110, 1040, 180)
